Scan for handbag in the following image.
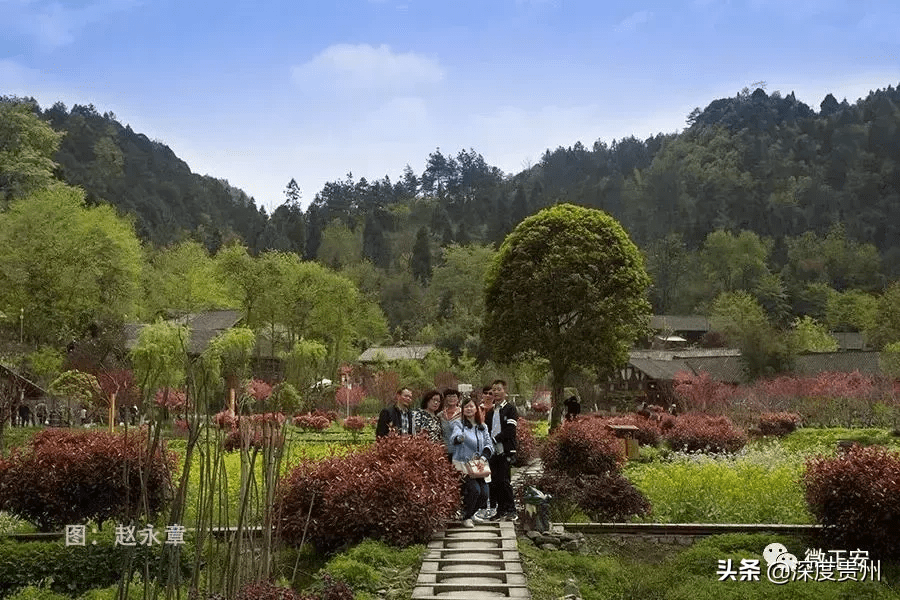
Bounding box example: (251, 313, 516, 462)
(455, 456, 492, 479)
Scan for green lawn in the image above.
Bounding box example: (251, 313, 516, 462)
(520, 533, 900, 600)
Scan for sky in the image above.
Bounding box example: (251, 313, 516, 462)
(2, 0, 899, 212)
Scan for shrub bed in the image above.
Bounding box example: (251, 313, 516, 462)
(804, 445, 900, 559)
(530, 472, 650, 522)
(0, 539, 188, 597)
(541, 418, 624, 477)
(534, 418, 649, 523)
(0, 429, 174, 531)
(662, 413, 747, 453)
(514, 417, 539, 467)
(596, 413, 662, 447)
(757, 412, 801, 437)
(276, 434, 459, 551)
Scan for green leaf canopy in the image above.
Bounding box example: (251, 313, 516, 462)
(483, 203, 651, 425)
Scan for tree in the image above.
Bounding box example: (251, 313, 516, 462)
(643, 232, 692, 313)
(0, 99, 63, 202)
(316, 219, 361, 269)
(483, 204, 651, 429)
(426, 244, 495, 357)
(49, 369, 103, 421)
(410, 226, 432, 284)
(710, 291, 794, 379)
(206, 327, 256, 411)
(699, 229, 772, 295)
(362, 211, 391, 269)
(142, 239, 230, 319)
(792, 316, 838, 353)
(865, 282, 900, 350)
(282, 338, 327, 410)
(131, 320, 189, 400)
(0, 184, 142, 344)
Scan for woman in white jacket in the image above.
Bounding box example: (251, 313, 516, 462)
(450, 395, 494, 528)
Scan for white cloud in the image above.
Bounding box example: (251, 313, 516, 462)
(616, 10, 653, 32)
(291, 43, 444, 95)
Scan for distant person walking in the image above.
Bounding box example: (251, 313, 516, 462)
(18, 403, 31, 427)
(564, 395, 581, 421)
(35, 402, 48, 426)
(376, 387, 415, 438)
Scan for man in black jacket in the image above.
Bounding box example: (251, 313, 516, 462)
(485, 379, 518, 521)
(376, 387, 415, 438)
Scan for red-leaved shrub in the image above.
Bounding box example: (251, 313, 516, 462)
(673, 371, 738, 414)
(662, 413, 747, 453)
(531, 399, 551, 414)
(223, 414, 286, 452)
(514, 417, 538, 467)
(246, 379, 274, 403)
(236, 581, 303, 600)
(530, 471, 651, 522)
(757, 412, 801, 437)
(277, 434, 459, 551)
(0, 429, 174, 531)
(293, 413, 331, 432)
(215, 409, 238, 430)
(155, 387, 187, 411)
(804, 446, 900, 559)
(342, 415, 366, 432)
(541, 418, 624, 477)
(600, 413, 662, 446)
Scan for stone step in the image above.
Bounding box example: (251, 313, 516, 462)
(431, 539, 518, 550)
(428, 549, 521, 561)
(421, 560, 523, 572)
(412, 583, 532, 598)
(418, 572, 529, 585)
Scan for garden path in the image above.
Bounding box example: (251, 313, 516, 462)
(411, 461, 543, 600)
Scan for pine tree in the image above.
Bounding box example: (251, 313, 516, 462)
(410, 226, 432, 284)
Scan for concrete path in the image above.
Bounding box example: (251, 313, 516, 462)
(413, 521, 530, 600)
(412, 461, 543, 600)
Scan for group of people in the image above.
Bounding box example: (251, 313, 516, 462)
(376, 380, 519, 528)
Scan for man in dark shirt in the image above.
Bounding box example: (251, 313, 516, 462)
(376, 387, 415, 438)
(485, 379, 518, 521)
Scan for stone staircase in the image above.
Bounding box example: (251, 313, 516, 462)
(412, 461, 544, 600)
(413, 521, 531, 600)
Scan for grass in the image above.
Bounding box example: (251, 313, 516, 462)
(625, 443, 812, 524)
(520, 533, 900, 600)
(622, 427, 900, 525)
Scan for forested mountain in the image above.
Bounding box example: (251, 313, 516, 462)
(4, 85, 900, 358)
(23, 100, 269, 248)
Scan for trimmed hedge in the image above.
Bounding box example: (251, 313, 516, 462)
(757, 412, 802, 437)
(276, 434, 459, 551)
(662, 413, 747, 453)
(541, 417, 624, 477)
(514, 417, 539, 467)
(0, 540, 188, 597)
(0, 429, 175, 531)
(534, 417, 649, 522)
(530, 471, 650, 522)
(804, 445, 900, 559)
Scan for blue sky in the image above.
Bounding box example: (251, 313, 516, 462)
(2, 0, 898, 211)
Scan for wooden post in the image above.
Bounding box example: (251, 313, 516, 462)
(109, 392, 116, 433)
(606, 424, 641, 460)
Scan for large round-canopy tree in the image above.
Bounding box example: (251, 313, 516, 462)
(483, 203, 651, 429)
